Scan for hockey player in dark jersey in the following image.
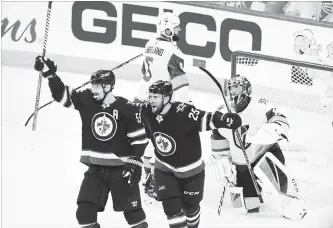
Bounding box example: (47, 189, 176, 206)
(138, 80, 242, 228)
(34, 56, 149, 228)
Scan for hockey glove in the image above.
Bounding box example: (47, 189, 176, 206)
(219, 112, 242, 130)
(34, 56, 57, 78)
(122, 156, 143, 186)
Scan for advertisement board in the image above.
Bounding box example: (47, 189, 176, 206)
(2, 1, 333, 91)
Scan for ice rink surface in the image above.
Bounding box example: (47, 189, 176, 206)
(2, 66, 333, 228)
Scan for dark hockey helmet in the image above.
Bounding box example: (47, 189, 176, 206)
(91, 70, 115, 87)
(149, 80, 173, 97)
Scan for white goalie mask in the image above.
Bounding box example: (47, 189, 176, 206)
(157, 12, 181, 41)
(228, 75, 252, 112)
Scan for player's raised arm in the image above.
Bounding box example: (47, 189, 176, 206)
(34, 56, 86, 110)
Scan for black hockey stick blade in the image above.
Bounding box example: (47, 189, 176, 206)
(199, 66, 231, 113)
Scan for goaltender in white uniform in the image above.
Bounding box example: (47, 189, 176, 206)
(133, 12, 192, 198)
(211, 74, 307, 220)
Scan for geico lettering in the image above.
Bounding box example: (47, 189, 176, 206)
(178, 12, 216, 58)
(72, 1, 117, 44)
(184, 191, 199, 195)
(71, 2, 262, 61)
(72, 2, 158, 46)
(122, 3, 158, 47)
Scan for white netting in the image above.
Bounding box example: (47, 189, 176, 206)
(235, 55, 333, 115)
(234, 53, 333, 167)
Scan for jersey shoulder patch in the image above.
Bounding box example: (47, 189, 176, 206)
(72, 88, 94, 104)
(119, 97, 140, 112)
(175, 102, 189, 113)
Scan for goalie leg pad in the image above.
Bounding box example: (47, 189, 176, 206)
(269, 144, 288, 193)
(254, 152, 307, 220)
(229, 186, 260, 214)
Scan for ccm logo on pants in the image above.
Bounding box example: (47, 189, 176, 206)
(184, 191, 199, 195)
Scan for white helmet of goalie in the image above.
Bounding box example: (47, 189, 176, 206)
(228, 74, 252, 112)
(157, 12, 181, 41)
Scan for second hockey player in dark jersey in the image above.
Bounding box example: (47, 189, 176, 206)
(139, 80, 242, 228)
(34, 56, 149, 228)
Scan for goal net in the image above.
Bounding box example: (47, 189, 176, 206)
(230, 51, 333, 167)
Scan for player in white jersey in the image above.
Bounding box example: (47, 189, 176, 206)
(134, 12, 190, 104)
(134, 12, 191, 200)
(211, 75, 307, 220)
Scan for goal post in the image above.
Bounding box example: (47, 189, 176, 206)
(229, 51, 333, 167)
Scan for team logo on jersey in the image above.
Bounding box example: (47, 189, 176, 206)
(153, 132, 176, 156)
(91, 112, 117, 141)
(232, 125, 251, 150)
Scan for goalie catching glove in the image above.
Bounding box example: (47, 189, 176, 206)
(34, 56, 57, 78)
(246, 108, 289, 145)
(122, 156, 143, 186)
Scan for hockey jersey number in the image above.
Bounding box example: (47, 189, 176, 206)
(143, 56, 154, 82)
(188, 108, 200, 121)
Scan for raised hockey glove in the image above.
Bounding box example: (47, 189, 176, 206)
(219, 112, 242, 130)
(122, 156, 143, 186)
(34, 56, 57, 78)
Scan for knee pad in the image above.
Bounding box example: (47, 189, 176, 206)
(123, 208, 147, 227)
(183, 205, 200, 215)
(76, 202, 99, 225)
(162, 197, 182, 217)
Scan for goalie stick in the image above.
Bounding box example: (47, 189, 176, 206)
(31, 1, 53, 131)
(199, 67, 264, 214)
(25, 53, 143, 127)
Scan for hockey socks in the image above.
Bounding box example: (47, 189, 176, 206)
(184, 206, 201, 228)
(129, 220, 148, 228)
(167, 212, 188, 228)
(81, 222, 100, 228)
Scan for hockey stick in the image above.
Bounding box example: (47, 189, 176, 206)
(31, 1, 53, 131)
(199, 67, 264, 206)
(217, 177, 229, 215)
(25, 53, 143, 127)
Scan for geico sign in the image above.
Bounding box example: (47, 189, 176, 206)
(72, 1, 262, 61)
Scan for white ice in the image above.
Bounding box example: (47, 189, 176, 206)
(2, 66, 333, 228)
